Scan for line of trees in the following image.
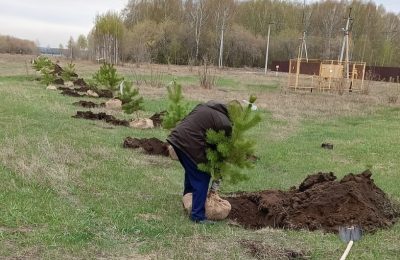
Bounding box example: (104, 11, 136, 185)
(0, 35, 38, 55)
(87, 0, 400, 67)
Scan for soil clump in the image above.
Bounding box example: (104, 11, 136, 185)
(95, 89, 113, 98)
(226, 170, 399, 233)
(53, 78, 64, 85)
(52, 64, 64, 75)
(73, 111, 129, 126)
(149, 111, 166, 127)
(73, 101, 105, 108)
(73, 78, 88, 87)
(61, 89, 83, 97)
(123, 137, 169, 156)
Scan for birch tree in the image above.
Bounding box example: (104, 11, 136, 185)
(186, 0, 208, 62)
(93, 11, 124, 64)
(215, 0, 235, 68)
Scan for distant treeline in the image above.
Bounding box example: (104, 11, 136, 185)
(0, 35, 38, 55)
(86, 0, 400, 68)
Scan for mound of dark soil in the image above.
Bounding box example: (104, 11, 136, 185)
(123, 137, 169, 156)
(53, 64, 64, 75)
(61, 89, 83, 97)
(73, 111, 129, 126)
(96, 89, 113, 98)
(73, 78, 88, 87)
(53, 78, 64, 85)
(73, 101, 105, 108)
(75, 86, 90, 92)
(58, 85, 90, 92)
(226, 170, 399, 233)
(149, 111, 166, 127)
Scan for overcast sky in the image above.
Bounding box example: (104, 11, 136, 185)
(0, 0, 128, 47)
(0, 0, 398, 48)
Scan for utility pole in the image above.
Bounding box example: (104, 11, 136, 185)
(264, 22, 274, 75)
(294, 0, 309, 90)
(339, 8, 353, 79)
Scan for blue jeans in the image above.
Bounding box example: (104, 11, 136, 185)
(173, 146, 210, 221)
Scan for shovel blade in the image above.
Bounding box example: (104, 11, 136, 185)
(339, 226, 363, 243)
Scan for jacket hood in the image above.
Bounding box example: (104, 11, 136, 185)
(205, 101, 229, 116)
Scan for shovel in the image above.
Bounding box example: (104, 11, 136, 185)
(338, 225, 363, 260)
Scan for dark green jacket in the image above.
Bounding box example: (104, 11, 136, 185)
(167, 101, 232, 164)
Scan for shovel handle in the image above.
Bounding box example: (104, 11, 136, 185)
(339, 240, 354, 260)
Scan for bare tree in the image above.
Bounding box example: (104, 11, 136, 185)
(187, 0, 208, 62)
(215, 1, 234, 68)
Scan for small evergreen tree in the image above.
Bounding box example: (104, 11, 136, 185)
(40, 67, 56, 86)
(162, 80, 189, 129)
(198, 95, 261, 193)
(32, 56, 53, 72)
(61, 63, 78, 82)
(118, 81, 144, 115)
(92, 62, 123, 93)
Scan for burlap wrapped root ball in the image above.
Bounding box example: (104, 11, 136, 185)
(182, 192, 231, 220)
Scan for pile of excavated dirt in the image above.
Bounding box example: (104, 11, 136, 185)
(226, 170, 399, 233)
(73, 101, 105, 108)
(75, 86, 90, 92)
(123, 137, 169, 156)
(72, 111, 129, 127)
(61, 89, 83, 97)
(149, 111, 166, 127)
(73, 78, 88, 87)
(95, 89, 113, 98)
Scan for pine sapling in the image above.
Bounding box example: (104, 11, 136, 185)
(118, 80, 144, 116)
(198, 95, 261, 193)
(32, 56, 53, 72)
(40, 67, 56, 86)
(92, 62, 123, 93)
(61, 63, 78, 82)
(162, 80, 189, 129)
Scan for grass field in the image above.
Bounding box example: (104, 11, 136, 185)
(0, 54, 399, 259)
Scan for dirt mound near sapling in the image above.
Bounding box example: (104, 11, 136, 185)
(123, 137, 169, 156)
(226, 170, 399, 233)
(73, 78, 88, 87)
(61, 89, 83, 97)
(95, 89, 113, 98)
(53, 64, 64, 75)
(149, 111, 166, 127)
(73, 111, 129, 126)
(75, 86, 90, 92)
(73, 101, 105, 108)
(53, 78, 64, 85)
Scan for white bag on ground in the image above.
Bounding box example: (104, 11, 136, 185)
(168, 145, 179, 160)
(129, 118, 154, 129)
(105, 98, 122, 110)
(182, 192, 231, 220)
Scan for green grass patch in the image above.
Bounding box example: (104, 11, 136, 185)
(0, 72, 399, 259)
